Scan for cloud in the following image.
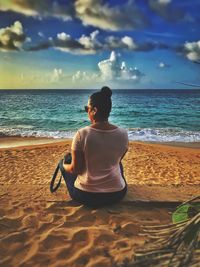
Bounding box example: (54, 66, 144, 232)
(27, 30, 160, 54)
(78, 30, 102, 53)
(98, 51, 121, 80)
(0, 0, 74, 20)
(105, 35, 158, 52)
(121, 36, 137, 50)
(0, 0, 189, 32)
(53, 32, 85, 53)
(71, 51, 144, 88)
(75, 0, 149, 31)
(0, 21, 171, 55)
(27, 32, 84, 53)
(72, 71, 99, 83)
(0, 20, 172, 55)
(183, 40, 200, 61)
(148, 0, 185, 22)
(25, 37, 32, 43)
(143, 30, 185, 39)
(0, 0, 150, 31)
(51, 68, 63, 83)
(0, 21, 26, 51)
(98, 51, 144, 82)
(27, 41, 51, 51)
(158, 61, 170, 68)
(38, 32, 44, 37)
(105, 36, 137, 50)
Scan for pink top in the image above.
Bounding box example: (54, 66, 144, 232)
(71, 126, 128, 192)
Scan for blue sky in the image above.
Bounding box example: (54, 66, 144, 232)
(0, 0, 200, 89)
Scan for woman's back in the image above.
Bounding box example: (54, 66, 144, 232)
(72, 125, 128, 192)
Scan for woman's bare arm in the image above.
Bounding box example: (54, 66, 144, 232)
(63, 150, 85, 175)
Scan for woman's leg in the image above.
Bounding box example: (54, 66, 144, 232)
(61, 160, 127, 206)
(72, 186, 127, 208)
(60, 168, 78, 199)
(58, 153, 78, 199)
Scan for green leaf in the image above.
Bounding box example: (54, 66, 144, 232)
(172, 204, 200, 223)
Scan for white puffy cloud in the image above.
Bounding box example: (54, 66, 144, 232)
(28, 30, 100, 54)
(158, 0, 171, 4)
(27, 32, 84, 53)
(0, 21, 26, 51)
(53, 31, 149, 55)
(72, 71, 99, 83)
(1, 23, 169, 56)
(71, 51, 144, 88)
(159, 62, 165, 68)
(25, 37, 32, 43)
(0, 0, 73, 20)
(98, 51, 121, 80)
(98, 51, 144, 82)
(38, 32, 44, 37)
(54, 32, 84, 53)
(0, 0, 187, 31)
(51, 68, 63, 82)
(184, 41, 200, 61)
(78, 30, 102, 53)
(0, 0, 148, 30)
(121, 36, 137, 50)
(158, 61, 170, 68)
(75, 0, 148, 31)
(121, 62, 143, 82)
(57, 32, 71, 41)
(28, 30, 159, 55)
(105, 35, 155, 52)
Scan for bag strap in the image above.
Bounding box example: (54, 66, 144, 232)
(50, 159, 64, 193)
(50, 154, 72, 193)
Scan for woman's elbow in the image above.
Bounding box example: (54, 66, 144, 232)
(73, 165, 84, 175)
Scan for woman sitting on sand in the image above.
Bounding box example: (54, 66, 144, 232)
(62, 86, 128, 207)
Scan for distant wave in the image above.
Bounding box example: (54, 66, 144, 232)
(0, 127, 200, 143)
(127, 128, 200, 142)
(0, 127, 75, 139)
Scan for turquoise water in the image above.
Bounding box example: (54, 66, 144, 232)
(0, 89, 200, 142)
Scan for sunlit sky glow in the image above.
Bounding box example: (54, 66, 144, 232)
(0, 0, 200, 89)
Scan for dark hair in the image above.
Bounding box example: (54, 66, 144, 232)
(90, 86, 112, 120)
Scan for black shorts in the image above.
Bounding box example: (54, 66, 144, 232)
(64, 163, 127, 208)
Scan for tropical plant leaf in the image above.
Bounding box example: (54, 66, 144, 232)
(183, 222, 199, 246)
(172, 204, 200, 223)
(132, 196, 200, 267)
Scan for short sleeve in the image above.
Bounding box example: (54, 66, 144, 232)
(124, 130, 129, 150)
(71, 130, 83, 151)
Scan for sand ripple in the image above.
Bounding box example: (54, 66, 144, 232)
(0, 141, 199, 266)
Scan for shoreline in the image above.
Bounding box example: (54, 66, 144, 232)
(0, 136, 200, 149)
(0, 136, 71, 149)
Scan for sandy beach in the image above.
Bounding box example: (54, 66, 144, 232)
(0, 139, 200, 267)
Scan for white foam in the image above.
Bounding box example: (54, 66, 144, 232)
(0, 127, 75, 139)
(0, 127, 200, 143)
(127, 128, 200, 142)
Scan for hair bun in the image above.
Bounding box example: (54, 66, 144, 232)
(101, 86, 112, 98)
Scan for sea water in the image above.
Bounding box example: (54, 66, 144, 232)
(0, 89, 199, 143)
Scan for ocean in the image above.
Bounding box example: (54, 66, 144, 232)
(0, 89, 200, 143)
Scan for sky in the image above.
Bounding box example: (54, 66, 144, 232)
(0, 0, 200, 89)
